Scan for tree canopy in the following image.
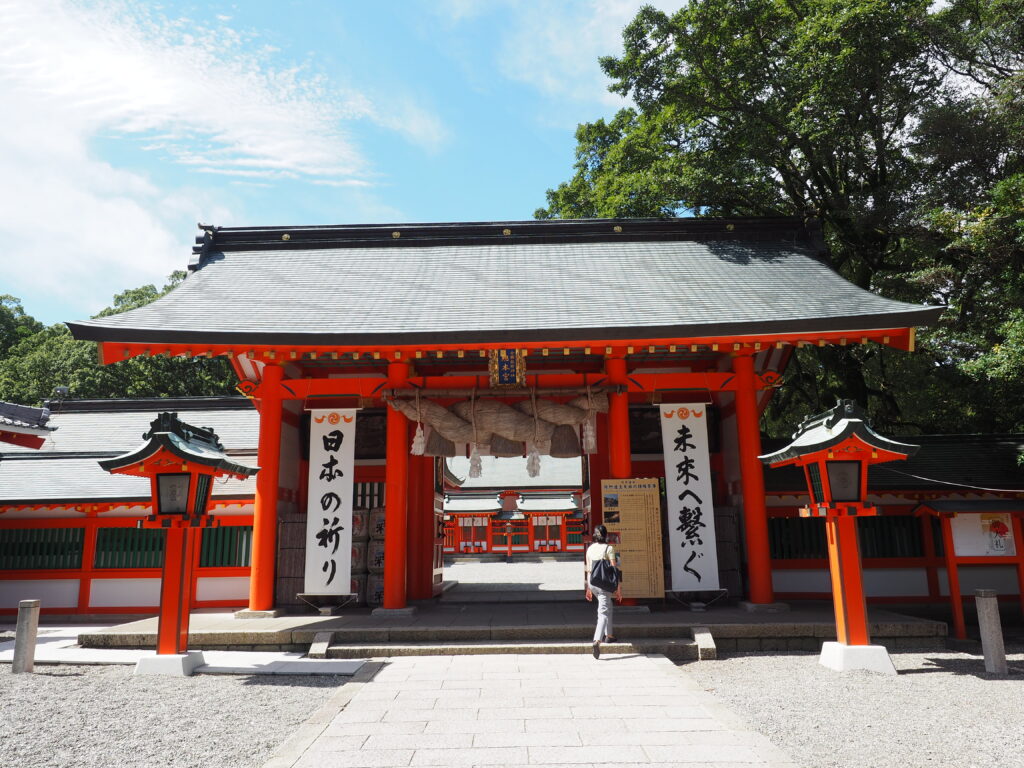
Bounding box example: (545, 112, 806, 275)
(0, 273, 237, 406)
(538, 0, 1023, 436)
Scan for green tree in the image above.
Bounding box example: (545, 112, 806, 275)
(0, 296, 43, 359)
(539, 0, 1023, 435)
(0, 273, 237, 405)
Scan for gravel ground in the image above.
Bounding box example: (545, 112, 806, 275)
(685, 646, 1024, 768)
(0, 665, 345, 768)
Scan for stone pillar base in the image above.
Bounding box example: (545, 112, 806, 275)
(134, 651, 206, 677)
(234, 609, 282, 619)
(371, 607, 418, 618)
(819, 641, 897, 675)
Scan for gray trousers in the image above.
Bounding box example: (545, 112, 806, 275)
(590, 583, 614, 643)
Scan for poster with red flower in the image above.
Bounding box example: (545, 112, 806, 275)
(982, 514, 1013, 556)
(950, 512, 1017, 557)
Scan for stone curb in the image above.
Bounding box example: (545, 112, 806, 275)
(692, 625, 717, 660)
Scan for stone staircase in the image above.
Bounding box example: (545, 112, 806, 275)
(311, 624, 712, 661)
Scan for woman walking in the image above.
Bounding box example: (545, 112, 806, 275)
(585, 524, 622, 658)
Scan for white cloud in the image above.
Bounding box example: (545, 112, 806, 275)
(500, 0, 682, 106)
(0, 0, 372, 179)
(435, 0, 679, 108)
(0, 0, 444, 325)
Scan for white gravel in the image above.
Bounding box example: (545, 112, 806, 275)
(685, 646, 1024, 768)
(0, 665, 345, 768)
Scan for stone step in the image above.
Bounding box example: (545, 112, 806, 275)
(440, 589, 580, 604)
(325, 623, 690, 644)
(324, 638, 699, 660)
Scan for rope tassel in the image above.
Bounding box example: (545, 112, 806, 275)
(469, 443, 483, 478)
(582, 418, 597, 454)
(526, 387, 541, 477)
(468, 387, 482, 478)
(526, 444, 541, 478)
(582, 384, 597, 454)
(411, 390, 426, 455)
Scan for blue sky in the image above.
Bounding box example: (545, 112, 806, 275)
(1, 0, 675, 327)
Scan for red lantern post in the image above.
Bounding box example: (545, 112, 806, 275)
(99, 413, 258, 673)
(761, 401, 918, 674)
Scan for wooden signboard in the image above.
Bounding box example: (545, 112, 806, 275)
(600, 477, 665, 598)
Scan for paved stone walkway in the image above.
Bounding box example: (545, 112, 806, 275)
(266, 652, 799, 767)
(443, 558, 582, 592)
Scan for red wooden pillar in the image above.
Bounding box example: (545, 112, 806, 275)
(826, 515, 871, 645)
(940, 515, 967, 639)
(249, 363, 283, 611)
(383, 361, 410, 609)
(732, 352, 773, 604)
(77, 519, 99, 613)
(406, 454, 435, 601)
(604, 354, 632, 479)
(156, 525, 198, 654)
(920, 514, 941, 600)
(1013, 515, 1024, 619)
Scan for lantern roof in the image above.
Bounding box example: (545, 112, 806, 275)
(760, 400, 920, 467)
(98, 411, 259, 478)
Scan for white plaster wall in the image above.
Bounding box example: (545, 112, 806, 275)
(772, 568, 831, 593)
(862, 568, 930, 597)
(718, 392, 742, 500)
(773, 567, 931, 597)
(937, 566, 1020, 596)
(279, 400, 302, 515)
(101, 505, 153, 517)
(195, 576, 250, 601)
(210, 503, 254, 517)
(88, 578, 161, 607)
(1, 507, 85, 519)
(0, 579, 79, 610)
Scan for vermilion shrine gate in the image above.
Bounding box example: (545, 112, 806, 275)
(68, 218, 942, 613)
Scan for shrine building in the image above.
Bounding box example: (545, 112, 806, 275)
(57, 217, 948, 613)
(441, 455, 586, 556)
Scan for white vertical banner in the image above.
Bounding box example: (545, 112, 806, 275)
(304, 409, 358, 595)
(660, 405, 720, 591)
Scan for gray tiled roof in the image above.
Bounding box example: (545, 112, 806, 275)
(0, 402, 258, 504)
(67, 219, 942, 345)
(447, 456, 583, 489)
(1, 408, 256, 455)
(517, 497, 579, 511)
(0, 455, 256, 505)
(445, 497, 501, 512)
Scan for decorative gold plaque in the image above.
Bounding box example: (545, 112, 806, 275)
(488, 349, 526, 389)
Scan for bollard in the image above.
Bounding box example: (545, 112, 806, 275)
(975, 589, 1008, 676)
(12, 599, 41, 674)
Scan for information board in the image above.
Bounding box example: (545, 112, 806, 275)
(950, 512, 1016, 557)
(600, 477, 665, 598)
